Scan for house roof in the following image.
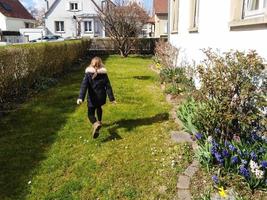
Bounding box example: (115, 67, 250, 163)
(154, 0, 168, 14)
(0, 0, 34, 20)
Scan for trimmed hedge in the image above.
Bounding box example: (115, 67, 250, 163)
(0, 39, 91, 110)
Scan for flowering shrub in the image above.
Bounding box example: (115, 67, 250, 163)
(195, 49, 266, 140)
(177, 50, 267, 191)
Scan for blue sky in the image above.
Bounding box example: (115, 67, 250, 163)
(21, 0, 153, 13)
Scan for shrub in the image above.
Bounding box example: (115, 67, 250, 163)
(196, 49, 266, 141)
(154, 40, 179, 69)
(0, 39, 91, 110)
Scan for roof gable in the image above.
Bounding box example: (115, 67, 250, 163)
(0, 0, 34, 20)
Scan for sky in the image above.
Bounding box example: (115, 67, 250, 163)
(20, 0, 153, 13)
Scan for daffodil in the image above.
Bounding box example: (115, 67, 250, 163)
(218, 187, 227, 198)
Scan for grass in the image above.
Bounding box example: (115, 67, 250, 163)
(0, 55, 192, 200)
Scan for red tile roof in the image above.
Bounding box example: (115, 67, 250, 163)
(0, 0, 34, 20)
(154, 0, 168, 14)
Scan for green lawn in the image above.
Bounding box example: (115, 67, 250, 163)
(0, 55, 192, 200)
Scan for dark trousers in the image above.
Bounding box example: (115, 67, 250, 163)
(88, 106, 102, 124)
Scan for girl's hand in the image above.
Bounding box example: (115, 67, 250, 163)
(77, 99, 83, 105)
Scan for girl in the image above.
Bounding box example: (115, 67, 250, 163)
(77, 57, 115, 139)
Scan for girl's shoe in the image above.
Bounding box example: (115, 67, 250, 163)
(92, 122, 101, 139)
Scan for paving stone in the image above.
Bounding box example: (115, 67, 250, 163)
(192, 143, 199, 151)
(177, 189, 191, 200)
(191, 159, 200, 168)
(177, 175, 190, 190)
(171, 131, 193, 143)
(183, 165, 199, 178)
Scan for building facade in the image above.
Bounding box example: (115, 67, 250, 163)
(168, 0, 267, 65)
(154, 0, 168, 38)
(44, 0, 106, 38)
(0, 0, 35, 44)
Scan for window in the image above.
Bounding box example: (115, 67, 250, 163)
(229, 0, 267, 28)
(55, 21, 64, 32)
(70, 2, 78, 11)
(25, 23, 33, 28)
(244, 0, 267, 18)
(164, 22, 168, 34)
(84, 21, 93, 32)
(171, 0, 179, 32)
(191, 0, 199, 29)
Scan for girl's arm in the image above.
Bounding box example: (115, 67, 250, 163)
(105, 74, 115, 102)
(78, 74, 89, 101)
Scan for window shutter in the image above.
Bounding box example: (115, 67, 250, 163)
(66, 2, 70, 11)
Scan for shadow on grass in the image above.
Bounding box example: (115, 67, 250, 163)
(102, 113, 169, 143)
(133, 76, 152, 80)
(0, 73, 82, 199)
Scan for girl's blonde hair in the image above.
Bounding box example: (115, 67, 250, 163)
(90, 57, 103, 79)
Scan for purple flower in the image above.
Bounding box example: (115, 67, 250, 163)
(228, 144, 237, 152)
(195, 133, 203, 140)
(261, 161, 267, 169)
(239, 165, 250, 179)
(250, 151, 257, 161)
(210, 146, 217, 155)
(231, 156, 239, 165)
(212, 140, 219, 148)
(251, 132, 260, 141)
(212, 175, 219, 184)
(222, 149, 230, 157)
(215, 152, 224, 164)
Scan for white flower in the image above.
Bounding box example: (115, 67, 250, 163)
(207, 136, 213, 143)
(249, 160, 259, 173)
(255, 169, 264, 179)
(28, 181, 31, 185)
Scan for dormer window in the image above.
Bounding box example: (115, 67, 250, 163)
(70, 2, 78, 11)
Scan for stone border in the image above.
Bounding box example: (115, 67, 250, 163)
(150, 64, 199, 200)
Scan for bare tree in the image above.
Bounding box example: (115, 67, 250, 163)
(29, 7, 45, 27)
(92, 0, 149, 57)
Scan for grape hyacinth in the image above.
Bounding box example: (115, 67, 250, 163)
(261, 161, 267, 169)
(231, 156, 239, 165)
(222, 149, 230, 158)
(215, 152, 224, 164)
(195, 133, 203, 140)
(212, 175, 219, 184)
(240, 165, 250, 179)
(250, 151, 257, 161)
(228, 144, 237, 152)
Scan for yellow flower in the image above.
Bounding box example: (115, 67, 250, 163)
(218, 187, 228, 198)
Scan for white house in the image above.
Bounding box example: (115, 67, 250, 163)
(153, 0, 168, 38)
(0, 0, 35, 43)
(44, 0, 109, 38)
(168, 0, 267, 65)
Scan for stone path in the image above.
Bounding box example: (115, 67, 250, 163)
(150, 65, 200, 200)
(165, 94, 200, 200)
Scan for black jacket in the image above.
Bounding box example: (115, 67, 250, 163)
(78, 67, 115, 107)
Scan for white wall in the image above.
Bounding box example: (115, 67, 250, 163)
(20, 28, 45, 41)
(169, 0, 267, 66)
(45, 0, 104, 38)
(5, 17, 35, 31)
(0, 13, 7, 30)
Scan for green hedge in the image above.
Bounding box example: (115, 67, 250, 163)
(0, 39, 91, 109)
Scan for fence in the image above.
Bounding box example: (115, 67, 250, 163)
(88, 38, 163, 55)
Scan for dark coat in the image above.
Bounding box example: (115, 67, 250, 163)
(78, 67, 115, 107)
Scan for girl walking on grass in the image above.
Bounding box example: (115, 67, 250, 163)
(77, 57, 116, 138)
